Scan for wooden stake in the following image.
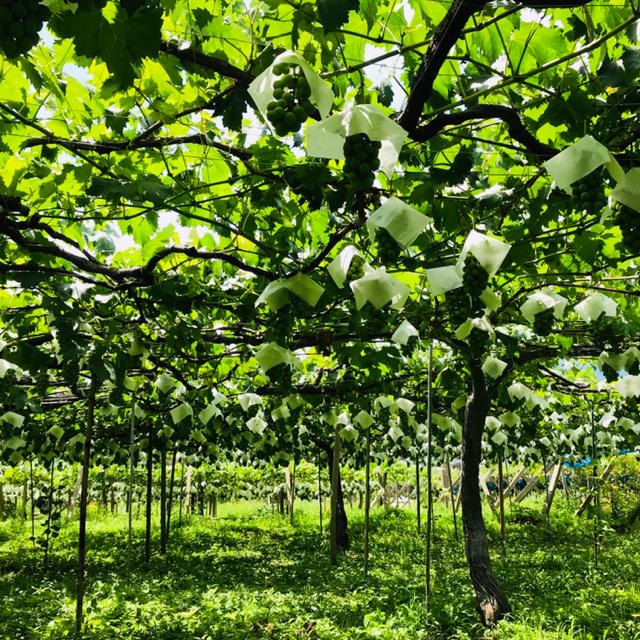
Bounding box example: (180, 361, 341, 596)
(145, 421, 153, 565)
(497, 452, 505, 542)
(75, 373, 98, 636)
(127, 396, 136, 579)
(447, 458, 458, 541)
(590, 402, 599, 572)
(29, 457, 35, 551)
(364, 426, 371, 576)
(329, 424, 341, 566)
(425, 342, 433, 607)
(416, 452, 421, 534)
(160, 448, 167, 554)
(318, 454, 323, 537)
(574, 459, 615, 516)
(178, 457, 185, 526)
(513, 461, 555, 503)
(166, 449, 177, 542)
(543, 462, 562, 517)
(290, 458, 296, 526)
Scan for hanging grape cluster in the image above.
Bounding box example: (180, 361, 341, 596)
(533, 307, 555, 336)
(266, 63, 314, 136)
(267, 363, 293, 390)
(591, 314, 624, 351)
(601, 362, 618, 383)
(462, 255, 489, 297)
(265, 312, 294, 347)
(444, 287, 485, 327)
(375, 228, 400, 264)
(343, 133, 381, 191)
(571, 175, 607, 212)
(346, 254, 365, 281)
(0, 0, 49, 59)
(288, 294, 311, 320)
(446, 289, 472, 327)
(613, 201, 640, 254)
(468, 327, 489, 358)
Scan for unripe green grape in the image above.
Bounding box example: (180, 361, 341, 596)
(1, 37, 18, 58)
(36, 4, 49, 21)
(446, 288, 472, 326)
(296, 80, 311, 99)
(376, 227, 400, 263)
(462, 255, 488, 297)
(601, 362, 618, 383)
(24, 18, 40, 37)
(293, 105, 306, 123)
(12, 3, 27, 18)
(346, 255, 365, 280)
(343, 132, 379, 191)
(18, 35, 33, 53)
(468, 327, 489, 358)
(8, 20, 23, 38)
(533, 307, 555, 336)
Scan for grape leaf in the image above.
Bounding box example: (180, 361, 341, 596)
(317, 0, 359, 32)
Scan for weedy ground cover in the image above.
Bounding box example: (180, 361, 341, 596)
(0, 499, 639, 640)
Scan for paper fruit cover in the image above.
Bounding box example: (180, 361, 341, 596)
(350, 268, 410, 310)
(456, 230, 511, 277)
(248, 50, 334, 124)
(306, 103, 407, 176)
(327, 245, 372, 288)
(520, 289, 568, 323)
(612, 168, 640, 213)
(366, 197, 432, 248)
(255, 273, 324, 311)
(543, 135, 624, 194)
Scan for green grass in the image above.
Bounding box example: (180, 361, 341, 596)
(0, 498, 639, 639)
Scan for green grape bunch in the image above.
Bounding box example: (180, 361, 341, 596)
(533, 307, 555, 337)
(343, 133, 381, 191)
(267, 363, 292, 390)
(346, 254, 365, 281)
(266, 63, 314, 136)
(601, 362, 618, 383)
(375, 227, 400, 264)
(0, 0, 49, 59)
(445, 288, 471, 327)
(467, 327, 489, 358)
(571, 175, 607, 212)
(462, 255, 489, 298)
(265, 312, 293, 346)
(591, 314, 623, 351)
(613, 201, 640, 254)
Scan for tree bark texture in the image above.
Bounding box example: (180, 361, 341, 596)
(327, 438, 349, 552)
(461, 361, 511, 625)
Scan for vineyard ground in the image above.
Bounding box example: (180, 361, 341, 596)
(0, 499, 639, 640)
